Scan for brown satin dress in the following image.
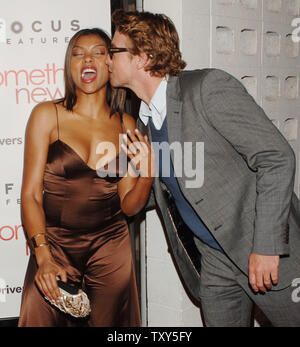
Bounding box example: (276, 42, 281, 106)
(18, 108, 141, 327)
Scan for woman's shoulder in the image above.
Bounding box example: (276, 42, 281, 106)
(28, 100, 63, 129)
(31, 99, 62, 115)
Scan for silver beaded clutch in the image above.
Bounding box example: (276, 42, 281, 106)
(45, 281, 91, 318)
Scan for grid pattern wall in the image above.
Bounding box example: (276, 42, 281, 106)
(183, 0, 300, 195)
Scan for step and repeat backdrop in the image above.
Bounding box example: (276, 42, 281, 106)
(0, 0, 111, 319)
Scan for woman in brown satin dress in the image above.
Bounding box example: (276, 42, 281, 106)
(18, 28, 154, 327)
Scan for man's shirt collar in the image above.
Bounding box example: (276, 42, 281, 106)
(139, 76, 168, 130)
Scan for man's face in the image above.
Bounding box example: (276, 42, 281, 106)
(106, 30, 136, 88)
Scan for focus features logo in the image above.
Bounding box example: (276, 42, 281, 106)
(9, 19, 80, 34)
(1, 18, 80, 46)
(2, 183, 21, 207)
(0, 18, 6, 43)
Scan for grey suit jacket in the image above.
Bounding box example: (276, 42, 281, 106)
(138, 68, 300, 301)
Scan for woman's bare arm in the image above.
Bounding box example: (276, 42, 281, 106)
(21, 102, 67, 301)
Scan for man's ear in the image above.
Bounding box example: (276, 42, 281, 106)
(136, 52, 151, 70)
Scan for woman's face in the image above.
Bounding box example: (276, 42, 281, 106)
(70, 34, 109, 94)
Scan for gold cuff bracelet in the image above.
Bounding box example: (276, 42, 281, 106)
(31, 233, 49, 249)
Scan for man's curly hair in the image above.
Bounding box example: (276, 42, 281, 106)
(112, 10, 186, 77)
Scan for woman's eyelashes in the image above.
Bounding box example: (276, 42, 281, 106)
(72, 49, 107, 58)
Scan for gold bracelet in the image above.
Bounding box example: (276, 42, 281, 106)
(31, 233, 49, 249)
(34, 243, 49, 250)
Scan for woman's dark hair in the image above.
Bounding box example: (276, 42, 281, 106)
(62, 28, 126, 117)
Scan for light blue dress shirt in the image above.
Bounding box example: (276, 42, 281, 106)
(139, 77, 167, 130)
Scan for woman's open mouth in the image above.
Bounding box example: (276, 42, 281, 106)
(81, 67, 97, 83)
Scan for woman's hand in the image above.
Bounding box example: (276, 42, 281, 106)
(34, 248, 67, 303)
(117, 128, 156, 217)
(121, 129, 156, 179)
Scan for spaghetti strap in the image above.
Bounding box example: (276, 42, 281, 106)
(53, 103, 60, 140)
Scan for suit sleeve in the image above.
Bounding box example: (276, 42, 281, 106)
(200, 69, 295, 255)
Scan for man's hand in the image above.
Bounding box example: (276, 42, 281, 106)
(248, 253, 280, 293)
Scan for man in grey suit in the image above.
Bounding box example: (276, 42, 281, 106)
(107, 10, 300, 326)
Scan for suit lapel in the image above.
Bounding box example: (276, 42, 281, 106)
(166, 76, 183, 167)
